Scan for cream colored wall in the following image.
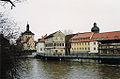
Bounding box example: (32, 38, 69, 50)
(53, 32, 65, 55)
(70, 41, 99, 54)
(22, 34, 35, 50)
(71, 42, 90, 53)
(23, 35, 34, 42)
(45, 31, 65, 55)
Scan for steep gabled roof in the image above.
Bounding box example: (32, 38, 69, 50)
(22, 30, 34, 35)
(38, 34, 47, 42)
(45, 30, 63, 39)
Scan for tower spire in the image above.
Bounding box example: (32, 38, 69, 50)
(26, 23, 29, 31)
(94, 22, 97, 27)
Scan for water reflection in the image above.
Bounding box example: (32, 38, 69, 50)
(1, 58, 120, 79)
(98, 65, 120, 79)
(40, 60, 72, 79)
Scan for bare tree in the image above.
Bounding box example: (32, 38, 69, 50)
(0, 12, 20, 41)
(0, 0, 26, 9)
(0, 0, 15, 7)
(0, 0, 26, 40)
(64, 29, 73, 35)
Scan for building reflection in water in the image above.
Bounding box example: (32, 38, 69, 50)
(1, 58, 120, 79)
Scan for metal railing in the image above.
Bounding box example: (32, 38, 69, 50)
(37, 52, 120, 59)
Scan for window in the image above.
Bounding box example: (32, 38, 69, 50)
(40, 48, 42, 51)
(62, 43, 64, 46)
(83, 43, 84, 45)
(88, 47, 90, 50)
(55, 50, 58, 52)
(54, 43, 56, 46)
(76, 43, 77, 45)
(94, 42, 96, 45)
(72, 43, 73, 46)
(56, 37, 57, 40)
(74, 43, 75, 45)
(88, 42, 90, 45)
(94, 47, 96, 50)
(57, 43, 59, 46)
(82, 48, 84, 50)
(60, 43, 61, 46)
(50, 43, 53, 46)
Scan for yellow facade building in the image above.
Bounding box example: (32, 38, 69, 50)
(70, 32, 93, 54)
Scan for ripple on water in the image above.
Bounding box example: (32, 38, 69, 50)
(2, 58, 120, 79)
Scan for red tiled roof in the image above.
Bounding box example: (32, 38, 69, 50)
(38, 38, 45, 42)
(92, 31, 120, 41)
(70, 32, 94, 42)
(38, 34, 47, 42)
(70, 31, 120, 43)
(72, 32, 93, 38)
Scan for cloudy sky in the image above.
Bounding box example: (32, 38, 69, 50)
(1, 0, 120, 40)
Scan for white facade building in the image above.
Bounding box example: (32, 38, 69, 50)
(36, 42, 45, 53)
(36, 35, 47, 54)
(45, 31, 65, 55)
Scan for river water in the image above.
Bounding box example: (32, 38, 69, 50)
(1, 58, 120, 79)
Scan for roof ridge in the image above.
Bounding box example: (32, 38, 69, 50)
(100, 30, 120, 34)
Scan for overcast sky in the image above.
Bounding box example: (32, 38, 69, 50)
(1, 0, 120, 40)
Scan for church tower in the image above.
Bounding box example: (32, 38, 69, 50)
(91, 23, 100, 33)
(21, 23, 36, 51)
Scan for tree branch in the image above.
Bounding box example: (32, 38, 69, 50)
(0, 0, 15, 7)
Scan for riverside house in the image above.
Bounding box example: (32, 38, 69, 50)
(17, 24, 36, 53)
(69, 23, 100, 54)
(44, 31, 65, 55)
(36, 35, 47, 54)
(91, 31, 120, 55)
